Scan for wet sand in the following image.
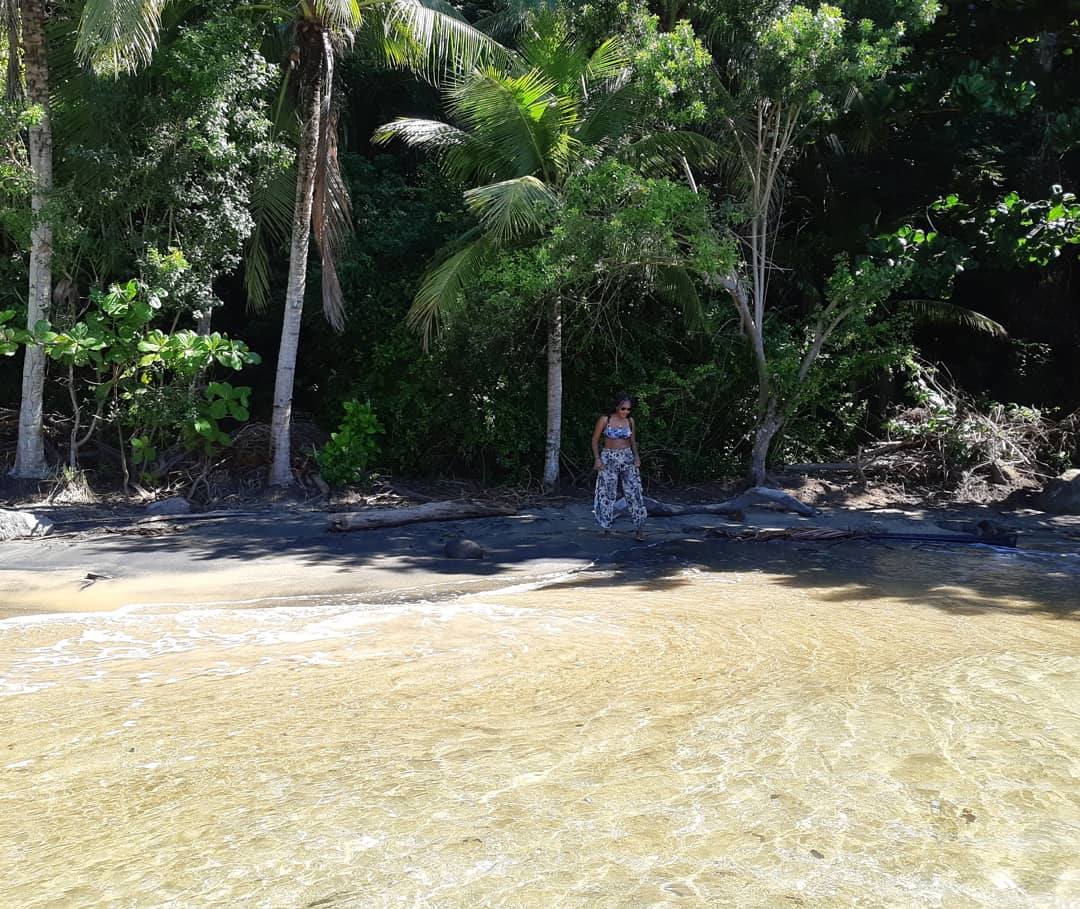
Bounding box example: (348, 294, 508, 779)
(0, 510, 594, 619)
(2, 502, 1078, 620)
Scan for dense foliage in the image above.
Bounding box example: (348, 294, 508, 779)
(1, 0, 1077, 488)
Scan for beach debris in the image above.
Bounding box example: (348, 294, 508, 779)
(102, 523, 186, 536)
(81, 571, 111, 589)
(443, 538, 485, 559)
(1036, 469, 1080, 514)
(0, 509, 54, 540)
(146, 497, 192, 517)
(706, 525, 1019, 547)
(80, 571, 113, 590)
(707, 527, 852, 543)
(738, 487, 817, 516)
(645, 486, 814, 519)
(329, 501, 516, 532)
(642, 497, 743, 519)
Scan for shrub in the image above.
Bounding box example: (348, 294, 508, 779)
(316, 400, 384, 486)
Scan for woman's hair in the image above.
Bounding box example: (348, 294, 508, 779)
(608, 392, 632, 414)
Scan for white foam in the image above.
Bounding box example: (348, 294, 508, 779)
(0, 565, 604, 696)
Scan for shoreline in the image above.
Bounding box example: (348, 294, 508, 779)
(3, 496, 1079, 621)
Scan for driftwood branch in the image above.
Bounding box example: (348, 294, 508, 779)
(705, 525, 1018, 547)
(329, 501, 517, 532)
(644, 497, 744, 518)
(644, 486, 815, 519)
(782, 441, 926, 476)
(780, 462, 858, 473)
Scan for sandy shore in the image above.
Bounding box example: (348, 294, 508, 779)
(2, 500, 1078, 620)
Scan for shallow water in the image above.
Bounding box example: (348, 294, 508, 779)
(2, 542, 1079, 908)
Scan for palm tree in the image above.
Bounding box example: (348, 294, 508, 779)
(376, 13, 714, 489)
(6, 0, 52, 479)
(248, 1, 505, 486)
(8, 0, 501, 486)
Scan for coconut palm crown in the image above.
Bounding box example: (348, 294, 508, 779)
(375, 10, 717, 346)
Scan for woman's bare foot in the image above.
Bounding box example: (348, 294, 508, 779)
(635, 529, 646, 541)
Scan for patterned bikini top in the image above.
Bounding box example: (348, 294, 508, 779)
(603, 417, 632, 440)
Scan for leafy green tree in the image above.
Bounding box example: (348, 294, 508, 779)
(58, 14, 289, 325)
(779, 0, 1080, 418)
(377, 11, 717, 488)
(34, 278, 259, 484)
(691, 0, 943, 483)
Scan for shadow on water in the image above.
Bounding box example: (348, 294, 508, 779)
(29, 505, 1080, 617)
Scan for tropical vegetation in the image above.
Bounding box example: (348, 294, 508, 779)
(0, 0, 1076, 494)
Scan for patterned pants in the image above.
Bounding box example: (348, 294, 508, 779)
(594, 448, 647, 530)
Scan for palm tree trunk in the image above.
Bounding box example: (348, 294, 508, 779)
(5, 0, 22, 103)
(11, 0, 52, 480)
(268, 31, 326, 487)
(542, 296, 562, 492)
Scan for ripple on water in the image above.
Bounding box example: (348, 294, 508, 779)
(1, 544, 1079, 908)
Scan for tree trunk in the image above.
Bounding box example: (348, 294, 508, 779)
(748, 397, 781, 486)
(11, 0, 52, 480)
(5, 1, 22, 103)
(542, 296, 562, 492)
(268, 31, 326, 487)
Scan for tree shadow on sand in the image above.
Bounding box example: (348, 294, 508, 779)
(17, 504, 1080, 618)
(541, 536, 1080, 620)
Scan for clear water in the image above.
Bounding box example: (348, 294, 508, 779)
(2, 542, 1079, 908)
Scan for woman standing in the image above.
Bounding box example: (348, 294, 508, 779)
(592, 393, 647, 540)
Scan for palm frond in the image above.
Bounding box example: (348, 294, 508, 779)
(575, 81, 640, 147)
(373, 116, 504, 184)
(245, 162, 296, 314)
(516, 9, 584, 87)
(314, 0, 363, 35)
(654, 265, 704, 329)
(312, 109, 353, 332)
(474, 0, 554, 41)
(898, 299, 1008, 338)
(76, 0, 168, 76)
(464, 175, 556, 243)
(448, 69, 563, 179)
(584, 35, 630, 85)
(409, 236, 496, 349)
(380, 0, 510, 85)
(451, 67, 558, 126)
(619, 131, 720, 175)
(372, 116, 471, 151)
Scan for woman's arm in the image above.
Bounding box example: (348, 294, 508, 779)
(591, 416, 607, 470)
(630, 418, 641, 466)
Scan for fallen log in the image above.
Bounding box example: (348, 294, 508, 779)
(328, 501, 517, 532)
(643, 497, 744, 519)
(644, 486, 815, 519)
